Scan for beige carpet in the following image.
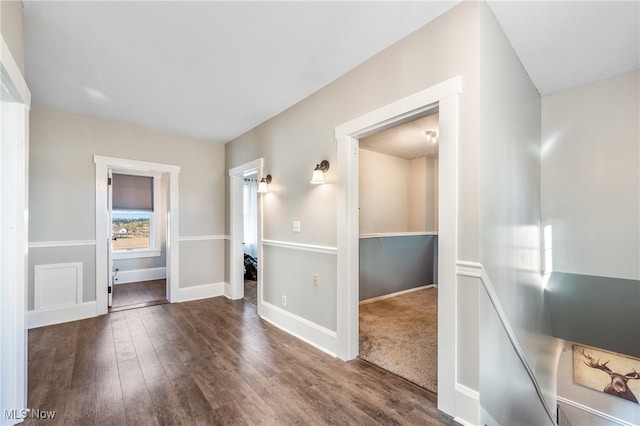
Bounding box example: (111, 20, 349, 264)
(359, 287, 438, 393)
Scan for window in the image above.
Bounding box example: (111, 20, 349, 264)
(112, 212, 152, 250)
(111, 172, 162, 259)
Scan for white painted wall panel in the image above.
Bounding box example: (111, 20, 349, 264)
(34, 262, 82, 310)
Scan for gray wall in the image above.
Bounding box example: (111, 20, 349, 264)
(478, 3, 559, 424)
(359, 148, 438, 234)
(541, 70, 640, 425)
(359, 235, 437, 301)
(28, 106, 226, 309)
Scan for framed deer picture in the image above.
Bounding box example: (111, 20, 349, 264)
(573, 344, 640, 404)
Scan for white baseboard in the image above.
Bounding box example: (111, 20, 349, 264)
(557, 396, 636, 426)
(454, 383, 480, 426)
(359, 284, 435, 305)
(259, 301, 338, 358)
(174, 282, 225, 303)
(28, 301, 97, 329)
(113, 267, 166, 285)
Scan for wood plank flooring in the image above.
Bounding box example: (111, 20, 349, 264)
(25, 296, 458, 425)
(111, 279, 167, 311)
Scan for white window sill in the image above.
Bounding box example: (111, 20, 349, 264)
(112, 249, 161, 260)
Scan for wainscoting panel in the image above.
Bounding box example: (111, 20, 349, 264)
(34, 262, 83, 310)
(359, 233, 438, 300)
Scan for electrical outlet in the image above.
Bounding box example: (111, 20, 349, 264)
(313, 273, 319, 286)
(281, 295, 287, 306)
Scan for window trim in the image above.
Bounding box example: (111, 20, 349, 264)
(111, 171, 163, 260)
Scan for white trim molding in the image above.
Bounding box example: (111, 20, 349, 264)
(29, 240, 97, 248)
(1, 33, 31, 420)
(1, 36, 31, 107)
(27, 301, 97, 329)
(260, 301, 338, 358)
(113, 267, 166, 285)
(34, 262, 83, 311)
(174, 282, 225, 303)
(178, 235, 229, 242)
(262, 239, 337, 255)
(557, 396, 637, 426)
(228, 158, 264, 302)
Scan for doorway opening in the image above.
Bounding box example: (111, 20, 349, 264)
(357, 112, 440, 393)
(228, 158, 263, 312)
(108, 171, 168, 312)
(334, 76, 460, 414)
(94, 155, 180, 316)
(242, 171, 259, 307)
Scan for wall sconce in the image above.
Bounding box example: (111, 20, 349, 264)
(425, 130, 438, 144)
(257, 175, 272, 193)
(310, 160, 330, 184)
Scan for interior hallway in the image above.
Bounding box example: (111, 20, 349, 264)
(25, 296, 457, 425)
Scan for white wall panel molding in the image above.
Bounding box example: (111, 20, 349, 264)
(557, 397, 636, 426)
(114, 267, 166, 285)
(359, 232, 438, 239)
(27, 301, 96, 329)
(178, 235, 229, 242)
(174, 282, 225, 303)
(456, 260, 555, 425)
(34, 262, 83, 311)
(262, 239, 337, 255)
(29, 240, 97, 248)
(1, 33, 31, 419)
(260, 301, 338, 357)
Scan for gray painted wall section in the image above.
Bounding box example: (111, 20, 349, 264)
(546, 272, 640, 359)
(359, 235, 437, 301)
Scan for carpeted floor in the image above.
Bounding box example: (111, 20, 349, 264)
(244, 279, 257, 305)
(359, 287, 438, 393)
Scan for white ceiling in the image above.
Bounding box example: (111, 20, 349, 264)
(360, 113, 440, 160)
(22, 1, 639, 144)
(486, 1, 639, 96)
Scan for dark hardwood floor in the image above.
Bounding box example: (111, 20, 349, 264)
(110, 279, 167, 312)
(26, 296, 457, 425)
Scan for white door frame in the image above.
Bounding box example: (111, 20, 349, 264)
(1, 35, 31, 424)
(94, 155, 180, 315)
(228, 159, 263, 309)
(334, 76, 461, 416)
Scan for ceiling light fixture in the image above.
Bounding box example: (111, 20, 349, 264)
(257, 175, 272, 193)
(310, 160, 330, 185)
(425, 130, 438, 144)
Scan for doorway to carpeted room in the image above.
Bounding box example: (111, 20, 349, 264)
(357, 112, 440, 394)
